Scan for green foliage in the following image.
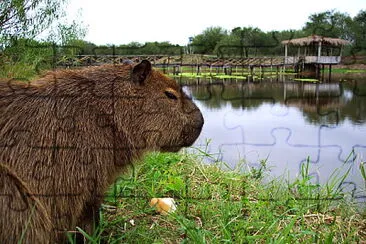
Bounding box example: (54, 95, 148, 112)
(106, 152, 186, 203)
(302, 10, 353, 39)
(188, 9, 365, 56)
(0, 0, 67, 42)
(72, 151, 366, 243)
(191, 27, 228, 54)
(0, 38, 54, 78)
(0, 0, 88, 79)
(47, 19, 88, 46)
(217, 27, 288, 57)
(351, 10, 366, 52)
(359, 162, 366, 190)
(91, 42, 181, 56)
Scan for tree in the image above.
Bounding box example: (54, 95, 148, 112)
(0, 1, 88, 77)
(48, 21, 87, 46)
(351, 10, 366, 53)
(217, 27, 281, 57)
(0, 0, 69, 46)
(302, 10, 352, 39)
(191, 27, 228, 54)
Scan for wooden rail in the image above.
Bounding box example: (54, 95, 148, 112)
(55, 55, 291, 68)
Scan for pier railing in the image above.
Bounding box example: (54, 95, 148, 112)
(284, 56, 342, 65)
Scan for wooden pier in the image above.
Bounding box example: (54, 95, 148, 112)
(281, 35, 350, 75)
(53, 35, 350, 78)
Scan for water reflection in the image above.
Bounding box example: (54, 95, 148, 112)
(184, 79, 366, 125)
(180, 76, 366, 198)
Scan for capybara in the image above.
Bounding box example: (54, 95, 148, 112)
(0, 60, 204, 243)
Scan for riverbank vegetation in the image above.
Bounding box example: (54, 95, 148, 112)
(70, 150, 366, 243)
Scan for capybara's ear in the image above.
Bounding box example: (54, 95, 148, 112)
(131, 60, 152, 85)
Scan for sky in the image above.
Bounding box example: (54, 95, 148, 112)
(66, 0, 365, 46)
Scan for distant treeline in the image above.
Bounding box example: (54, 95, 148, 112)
(2, 10, 366, 58)
(1, 9, 366, 78)
(189, 10, 366, 57)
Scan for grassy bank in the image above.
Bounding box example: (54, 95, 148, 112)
(75, 151, 366, 243)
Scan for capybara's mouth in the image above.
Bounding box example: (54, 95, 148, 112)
(161, 145, 182, 152)
(186, 113, 204, 145)
(185, 126, 203, 146)
(163, 121, 203, 152)
(160, 125, 203, 153)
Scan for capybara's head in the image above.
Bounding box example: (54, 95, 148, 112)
(115, 60, 204, 152)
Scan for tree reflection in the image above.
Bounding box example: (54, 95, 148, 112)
(184, 77, 366, 125)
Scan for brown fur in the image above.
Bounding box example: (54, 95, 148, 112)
(0, 60, 203, 243)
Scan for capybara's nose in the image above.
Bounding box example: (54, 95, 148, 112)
(198, 111, 204, 129)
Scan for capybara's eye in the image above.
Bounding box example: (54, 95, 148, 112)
(164, 91, 178, 100)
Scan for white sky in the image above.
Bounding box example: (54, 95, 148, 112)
(66, 0, 365, 46)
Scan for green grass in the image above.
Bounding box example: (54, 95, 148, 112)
(0, 62, 40, 80)
(293, 78, 319, 83)
(72, 150, 366, 243)
(325, 68, 366, 74)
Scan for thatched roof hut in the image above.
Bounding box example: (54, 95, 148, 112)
(281, 35, 350, 46)
(282, 35, 350, 66)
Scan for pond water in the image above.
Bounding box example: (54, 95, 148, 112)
(179, 74, 366, 198)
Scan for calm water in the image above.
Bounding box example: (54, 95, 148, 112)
(179, 74, 366, 198)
